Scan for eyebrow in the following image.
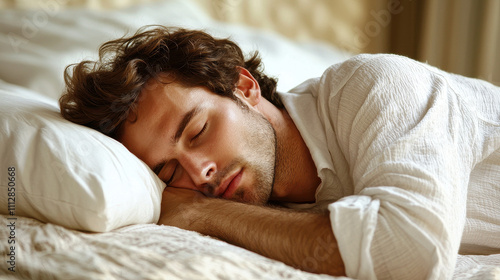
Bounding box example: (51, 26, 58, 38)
(173, 105, 202, 144)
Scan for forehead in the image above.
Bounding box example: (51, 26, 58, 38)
(119, 79, 208, 164)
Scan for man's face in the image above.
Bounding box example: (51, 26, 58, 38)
(120, 78, 276, 205)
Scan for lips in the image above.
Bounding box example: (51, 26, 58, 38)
(216, 169, 243, 199)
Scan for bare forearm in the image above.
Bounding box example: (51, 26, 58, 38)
(187, 199, 345, 276)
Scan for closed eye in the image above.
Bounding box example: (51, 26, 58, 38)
(192, 122, 207, 142)
(165, 164, 178, 185)
(153, 162, 165, 176)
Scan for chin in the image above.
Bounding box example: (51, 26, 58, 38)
(236, 189, 271, 205)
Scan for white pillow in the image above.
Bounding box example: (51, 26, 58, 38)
(0, 81, 165, 232)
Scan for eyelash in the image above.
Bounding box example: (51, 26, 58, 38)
(192, 122, 207, 141)
(165, 165, 177, 185)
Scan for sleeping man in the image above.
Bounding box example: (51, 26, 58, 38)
(59, 26, 500, 279)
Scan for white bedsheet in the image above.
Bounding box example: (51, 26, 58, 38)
(454, 255, 500, 279)
(0, 214, 349, 280)
(0, 213, 498, 279)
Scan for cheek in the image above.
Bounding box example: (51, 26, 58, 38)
(216, 106, 245, 147)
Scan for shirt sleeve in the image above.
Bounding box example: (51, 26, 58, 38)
(322, 55, 476, 279)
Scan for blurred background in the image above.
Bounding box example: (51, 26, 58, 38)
(2, 0, 499, 85)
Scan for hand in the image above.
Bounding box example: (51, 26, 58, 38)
(158, 187, 207, 231)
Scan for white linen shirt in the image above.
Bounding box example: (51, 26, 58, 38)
(278, 54, 500, 280)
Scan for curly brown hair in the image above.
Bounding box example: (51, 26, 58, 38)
(59, 25, 280, 139)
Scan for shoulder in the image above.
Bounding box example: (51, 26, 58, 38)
(285, 54, 441, 120)
(328, 53, 433, 84)
(286, 54, 427, 96)
(347, 53, 426, 70)
(313, 54, 446, 140)
(321, 54, 440, 104)
(310, 54, 433, 100)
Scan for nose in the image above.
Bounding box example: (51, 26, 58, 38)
(179, 152, 217, 192)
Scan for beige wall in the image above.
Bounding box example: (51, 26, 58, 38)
(191, 0, 395, 54)
(197, 0, 500, 85)
(2, 0, 499, 85)
(0, 0, 158, 9)
(0, 0, 384, 54)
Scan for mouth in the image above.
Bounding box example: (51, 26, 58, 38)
(217, 169, 243, 199)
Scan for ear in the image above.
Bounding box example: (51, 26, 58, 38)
(235, 67, 261, 107)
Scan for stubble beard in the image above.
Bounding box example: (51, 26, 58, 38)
(200, 98, 277, 204)
(230, 99, 277, 205)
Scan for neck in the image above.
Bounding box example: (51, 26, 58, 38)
(258, 100, 321, 203)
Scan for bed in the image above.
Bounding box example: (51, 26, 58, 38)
(0, 1, 498, 279)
